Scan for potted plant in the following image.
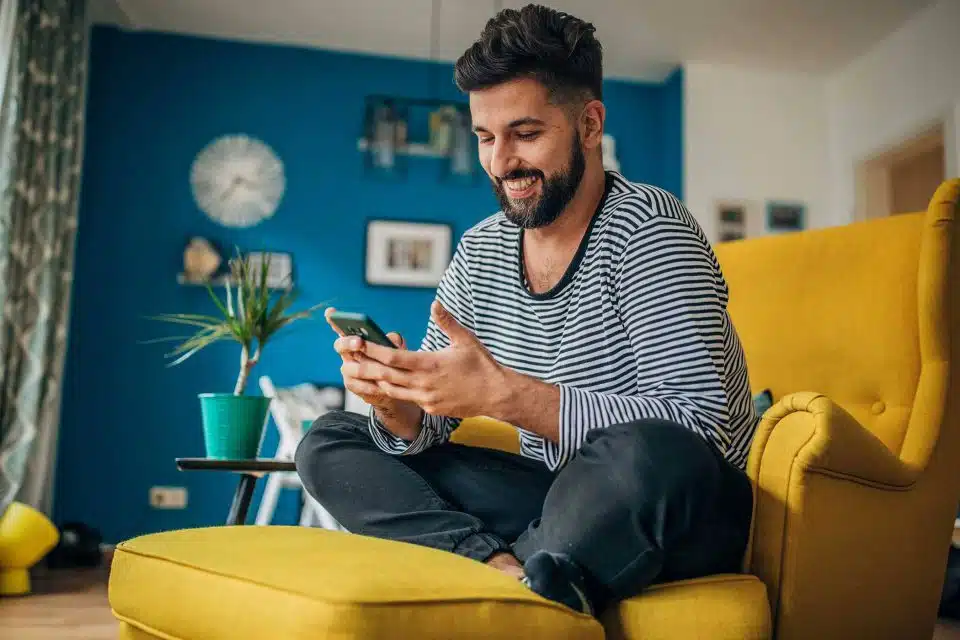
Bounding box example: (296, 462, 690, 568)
(150, 251, 325, 459)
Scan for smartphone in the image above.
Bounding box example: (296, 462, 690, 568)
(327, 311, 395, 348)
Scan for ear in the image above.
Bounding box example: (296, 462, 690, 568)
(579, 99, 605, 150)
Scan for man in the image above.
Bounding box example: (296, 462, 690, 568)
(296, 4, 757, 615)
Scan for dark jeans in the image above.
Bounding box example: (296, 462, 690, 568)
(295, 411, 753, 610)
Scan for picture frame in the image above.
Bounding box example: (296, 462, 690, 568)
(364, 219, 453, 288)
(715, 201, 748, 243)
(766, 201, 806, 234)
(246, 251, 293, 288)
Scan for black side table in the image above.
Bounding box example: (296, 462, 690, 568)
(176, 458, 296, 526)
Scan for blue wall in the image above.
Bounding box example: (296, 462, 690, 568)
(55, 26, 684, 543)
(660, 67, 684, 201)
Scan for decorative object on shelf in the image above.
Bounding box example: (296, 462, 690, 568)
(365, 219, 453, 288)
(766, 200, 805, 234)
(183, 237, 222, 282)
(190, 134, 286, 228)
(178, 247, 293, 291)
(246, 251, 293, 289)
(602, 134, 621, 172)
(446, 106, 477, 182)
(362, 98, 409, 177)
(428, 105, 457, 153)
(716, 201, 747, 242)
(359, 95, 477, 181)
(148, 250, 325, 459)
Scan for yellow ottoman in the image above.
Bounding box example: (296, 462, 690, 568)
(108, 526, 603, 639)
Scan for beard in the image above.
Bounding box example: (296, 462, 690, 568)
(493, 132, 586, 229)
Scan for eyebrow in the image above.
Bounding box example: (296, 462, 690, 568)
(472, 117, 547, 133)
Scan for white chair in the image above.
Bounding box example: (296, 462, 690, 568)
(255, 375, 347, 531)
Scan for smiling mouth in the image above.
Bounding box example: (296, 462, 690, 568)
(503, 175, 540, 199)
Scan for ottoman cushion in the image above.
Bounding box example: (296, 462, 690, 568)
(108, 526, 602, 639)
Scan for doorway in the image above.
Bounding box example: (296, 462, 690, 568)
(855, 123, 946, 220)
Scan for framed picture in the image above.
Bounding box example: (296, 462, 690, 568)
(766, 201, 805, 234)
(365, 220, 453, 287)
(246, 251, 293, 288)
(716, 201, 747, 243)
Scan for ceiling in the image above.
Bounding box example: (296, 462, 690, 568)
(89, 0, 933, 82)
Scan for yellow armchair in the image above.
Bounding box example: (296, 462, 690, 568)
(715, 178, 960, 639)
(108, 179, 960, 639)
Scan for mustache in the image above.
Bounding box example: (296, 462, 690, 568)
(496, 169, 543, 184)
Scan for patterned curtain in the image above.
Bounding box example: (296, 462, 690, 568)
(0, 0, 86, 518)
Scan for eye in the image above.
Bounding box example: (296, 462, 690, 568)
(516, 131, 541, 141)
(477, 135, 494, 145)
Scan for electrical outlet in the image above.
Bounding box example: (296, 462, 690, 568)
(150, 486, 188, 509)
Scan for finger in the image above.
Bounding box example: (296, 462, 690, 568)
(346, 358, 418, 386)
(387, 331, 406, 350)
(344, 378, 384, 400)
(334, 335, 365, 356)
(325, 307, 346, 337)
(363, 341, 433, 370)
(341, 360, 366, 381)
(377, 380, 426, 404)
(431, 301, 475, 345)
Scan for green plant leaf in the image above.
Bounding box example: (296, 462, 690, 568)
(165, 325, 233, 361)
(204, 281, 232, 319)
(146, 313, 224, 329)
(268, 302, 327, 335)
(262, 289, 299, 338)
(147, 248, 327, 376)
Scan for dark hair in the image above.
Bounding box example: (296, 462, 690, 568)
(454, 4, 603, 105)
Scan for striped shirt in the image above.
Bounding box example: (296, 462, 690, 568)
(369, 171, 759, 471)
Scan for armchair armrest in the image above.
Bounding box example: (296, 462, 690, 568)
(746, 391, 916, 488)
(744, 392, 941, 640)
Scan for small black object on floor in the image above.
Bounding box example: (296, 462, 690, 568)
(45, 521, 103, 569)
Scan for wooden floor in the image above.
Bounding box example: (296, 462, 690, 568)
(3, 562, 960, 639)
(0, 563, 118, 640)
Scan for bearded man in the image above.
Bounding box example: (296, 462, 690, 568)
(296, 4, 758, 616)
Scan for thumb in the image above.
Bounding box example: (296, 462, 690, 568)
(387, 331, 406, 350)
(431, 301, 474, 344)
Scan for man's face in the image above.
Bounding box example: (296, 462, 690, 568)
(470, 77, 585, 229)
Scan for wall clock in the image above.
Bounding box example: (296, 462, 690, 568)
(190, 134, 286, 228)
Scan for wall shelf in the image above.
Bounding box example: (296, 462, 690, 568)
(177, 273, 230, 287)
(176, 273, 292, 291)
(356, 138, 448, 158)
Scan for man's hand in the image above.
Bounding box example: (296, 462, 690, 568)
(352, 301, 510, 419)
(326, 307, 423, 441)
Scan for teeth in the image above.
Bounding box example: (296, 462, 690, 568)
(505, 177, 537, 191)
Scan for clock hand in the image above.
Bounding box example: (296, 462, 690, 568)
(220, 176, 248, 202)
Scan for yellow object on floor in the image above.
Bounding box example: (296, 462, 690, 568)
(0, 501, 60, 596)
(108, 179, 960, 638)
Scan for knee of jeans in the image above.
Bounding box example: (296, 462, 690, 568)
(591, 420, 722, 508)
(294, 411, 368, 482)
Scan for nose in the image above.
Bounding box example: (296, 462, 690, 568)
(489, 139, 519, 180)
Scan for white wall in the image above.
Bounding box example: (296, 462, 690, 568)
(684, 63, 830, 242)
(826, 0, 960, 222)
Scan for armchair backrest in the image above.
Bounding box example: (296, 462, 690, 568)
(713, 181, 960, 469)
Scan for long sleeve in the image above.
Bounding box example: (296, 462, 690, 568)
(542, 209, 732, 471)
(367, 236, 474, 455)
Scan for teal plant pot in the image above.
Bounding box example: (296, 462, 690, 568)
(198, 393, 272, 460)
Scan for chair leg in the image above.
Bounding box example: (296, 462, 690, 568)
(255, 473, 283, 526)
